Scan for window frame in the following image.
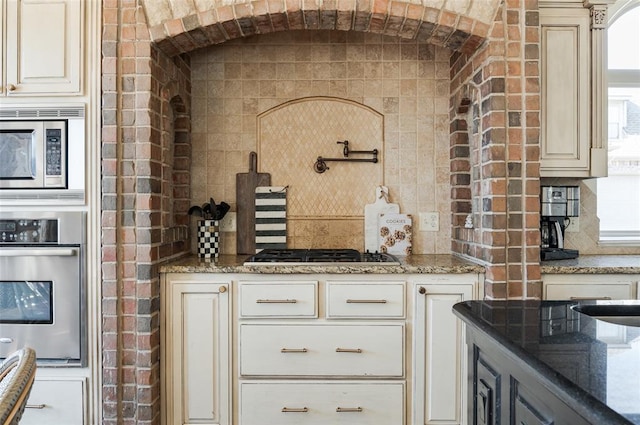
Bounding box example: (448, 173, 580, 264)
(598, 2, 640, 245)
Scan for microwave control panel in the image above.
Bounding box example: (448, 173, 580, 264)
(0, 219, 58, 244)
(46, 129, 62, 176)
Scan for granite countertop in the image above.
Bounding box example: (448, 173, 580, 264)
(160, 254, 485, 274)
(454, 299, 640, 425)
(541, 255, 640, 274)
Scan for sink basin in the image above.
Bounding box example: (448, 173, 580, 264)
(572, 304, 640, 327)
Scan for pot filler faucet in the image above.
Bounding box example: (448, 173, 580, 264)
(314, 140, 378, 173)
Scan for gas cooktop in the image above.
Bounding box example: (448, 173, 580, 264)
(244, 249, 400, 265)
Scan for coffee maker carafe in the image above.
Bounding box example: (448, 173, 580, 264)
(540, 186, 580, 261)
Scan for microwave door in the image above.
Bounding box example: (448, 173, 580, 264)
(0, 123, 44, 188)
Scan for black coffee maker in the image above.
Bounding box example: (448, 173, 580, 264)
(540, 186, 580, 261)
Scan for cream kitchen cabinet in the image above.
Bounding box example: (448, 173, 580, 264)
(237, 277, 407, 425)
(539, 3, 609, 177)
(161, 274, 231, 425)
(20, 376, 86, 425)
(1, 0, 83, 96)
(542, 273, 640, 300)
(412, 274, 483, 425)
(161, 272, 484, 425)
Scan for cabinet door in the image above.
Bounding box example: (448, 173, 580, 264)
(511, 380, 554, 425)
(20, 377, 86, 425)
(5, 0, 83, 95)
(539, 8, 591, 176)
(165, 280, 230, 425)
(475, 352, 500, 425)
(414, 281, 476, 425)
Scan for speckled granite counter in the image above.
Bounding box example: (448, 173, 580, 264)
(160, 254, 485, 274)
(542, 255, 640, 274)
(454, 300, 640, 425)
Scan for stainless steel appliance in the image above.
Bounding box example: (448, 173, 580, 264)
(244, 248, 400, 265)
(0, 211, 86, 365)
(540, 186, 579, 261)
(0, 106, 85, 201)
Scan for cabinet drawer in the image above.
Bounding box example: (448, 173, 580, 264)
(239, 281, 317, 317)
(545, 283, 633, 300)
(239, 382, 404, 425)
(327, 281, 405, 318)
(240, 324, 404, 377)
(20, 377, 85, 425)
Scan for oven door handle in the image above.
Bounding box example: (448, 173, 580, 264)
(0, 248, 78, 257)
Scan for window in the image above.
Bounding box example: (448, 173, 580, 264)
(597, 2, 640, 243)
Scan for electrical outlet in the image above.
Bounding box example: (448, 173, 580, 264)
(219, 212, 236, 232)
(419, 212, 439, 231)
(565, 217, 579, 233)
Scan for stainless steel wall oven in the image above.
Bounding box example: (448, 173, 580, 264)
(0, 211, 86, 365)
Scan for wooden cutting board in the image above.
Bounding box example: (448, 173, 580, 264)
(364, 186, 399, 253)
(236, 151, 271, 254)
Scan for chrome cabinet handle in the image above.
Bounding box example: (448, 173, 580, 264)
(335, 347, 362, 353)
(256, 299, 297, 303)
(282, 407, 308, 413)
(26, 404, 46, 409)
(570, 296, 612, 300)
(346, 299, 387, 304)
(336, 407, 363, 412)
(280, 348, 308, 353)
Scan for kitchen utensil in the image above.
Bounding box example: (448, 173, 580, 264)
(364, 186, 399, 252)
(236, 152, 271, 254)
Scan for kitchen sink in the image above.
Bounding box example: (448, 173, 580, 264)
(571, 303, 640, 327)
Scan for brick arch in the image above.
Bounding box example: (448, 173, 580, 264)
(143, 0, 500, 56)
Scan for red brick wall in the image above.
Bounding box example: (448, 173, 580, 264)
(102, 2, 192, 424)
(449, 1, 542, 299)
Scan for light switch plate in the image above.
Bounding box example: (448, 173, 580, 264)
(419, 212, 439, 231)
(219, 212, 236, 232)
(565, 217, 579, 233)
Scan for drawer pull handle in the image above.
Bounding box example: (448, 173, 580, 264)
(257, 299, 297, 303)
(282, 407, 308, 413)
(336, 407, 363, 413)
(26, 404, 46, 409)
(346, 299, 387, 304)
(569, 296, 612, 300)
(336, 347, 362, 353)
(280, 348, 308, 353)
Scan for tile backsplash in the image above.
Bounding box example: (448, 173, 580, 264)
(190, 30, 453, 254)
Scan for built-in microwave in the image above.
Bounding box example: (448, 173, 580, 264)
(0, 106, 85, 202)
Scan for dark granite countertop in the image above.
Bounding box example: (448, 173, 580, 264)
(160, 254, 485, 274)
(453, 300, 640, 425)
(541, 255, 640, 274)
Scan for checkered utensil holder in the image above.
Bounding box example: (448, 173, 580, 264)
(197, 219, 220, 259)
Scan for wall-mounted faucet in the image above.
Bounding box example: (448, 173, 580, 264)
(314, 140, 378, 173)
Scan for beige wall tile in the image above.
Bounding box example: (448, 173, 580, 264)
(190, 30, 452, 254)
